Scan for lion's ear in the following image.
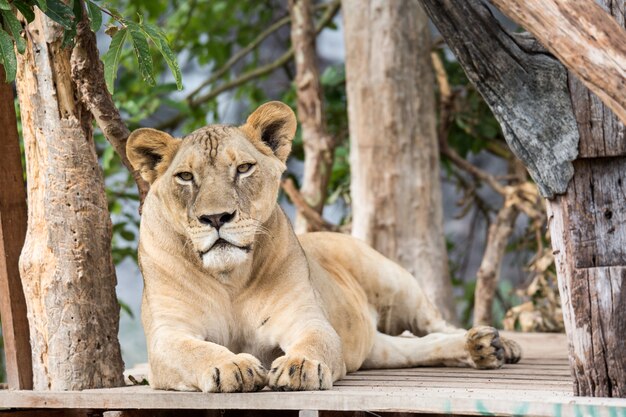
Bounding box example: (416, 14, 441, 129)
(127, 128, 180, 184)
(240, 101, 297, 163)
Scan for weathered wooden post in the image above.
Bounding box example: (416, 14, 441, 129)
(422, 0, 626, 397)
(546, 1, 626, 395)
(0, 66, 33, 390)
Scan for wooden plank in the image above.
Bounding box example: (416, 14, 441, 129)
(1, 385, 626, 417)
(0, 66, 32, 390)
(340, 374, 570, 383)
(333, 380, 572, 390)
(351, 369, 571, 379)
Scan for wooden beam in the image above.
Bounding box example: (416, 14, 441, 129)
(489, 0, 626, 125)
(0, 66, 33, 389)
(421, 0, 579, 198)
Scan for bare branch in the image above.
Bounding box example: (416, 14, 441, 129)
(289, 0, 335, 233)
(280, 178, 339, 232)
(473, 196, 519, 326)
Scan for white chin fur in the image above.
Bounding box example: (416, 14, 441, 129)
(201, 245, 249, 270)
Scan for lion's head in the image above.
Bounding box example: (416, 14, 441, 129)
(127, 101, 296, 272)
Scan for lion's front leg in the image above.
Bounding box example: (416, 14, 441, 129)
(265, 321, 346, 391)
(148, 331, 267, 392)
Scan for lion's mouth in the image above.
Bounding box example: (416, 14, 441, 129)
(200, 238, 252, 256)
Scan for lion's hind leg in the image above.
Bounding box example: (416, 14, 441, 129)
(361, 326, 513, 370)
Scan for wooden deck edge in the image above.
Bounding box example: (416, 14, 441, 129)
(1, 387, 626, 417)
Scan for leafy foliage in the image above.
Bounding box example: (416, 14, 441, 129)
(0, 0, 182, 92)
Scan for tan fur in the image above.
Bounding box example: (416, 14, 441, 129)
(127, 101, 521, 393)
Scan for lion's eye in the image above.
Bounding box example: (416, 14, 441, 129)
(176, 171, 194, 182)
(237, 163, 255, 174)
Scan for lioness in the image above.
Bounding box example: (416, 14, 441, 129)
(127, 101, 521, 392)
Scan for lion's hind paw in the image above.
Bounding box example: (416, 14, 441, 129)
(502, 337, 522, 364)
(465, 326, 505, 370)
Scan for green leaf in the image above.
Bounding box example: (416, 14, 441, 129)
(13, 1, 35, 23)
(59, 0, 84, 48)
(30, 0, 47, 12)
(0, 28, 16, 82)
(120, 229, 135, 241)
(126, 21, 154, 86)
(86, 0, 102, 33)
(118, 299, 134, 319)
(42, 0, 74, 29)
(141, 23, 182, 90)
(0, 0, 11, 11)
(1, 10, 27, 54)
(102, 27, 128, 93)
(72, 0, 83, 24)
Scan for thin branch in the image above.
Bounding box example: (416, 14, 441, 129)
(281, 178, 339, 232)
(185, 14, 292, 100)
(155, 0, 341, 131)
(441, 145, 507, 195)
(289, 0, 335, 233)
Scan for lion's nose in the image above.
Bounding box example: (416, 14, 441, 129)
(198, 211, 236, 230)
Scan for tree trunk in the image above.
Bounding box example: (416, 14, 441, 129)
(342, 0, 455, 321)
(15, 10, 124, 390)
(289, 0, 335, 233)
(0, 66, 33, 389)
(489, 0, 626, 125)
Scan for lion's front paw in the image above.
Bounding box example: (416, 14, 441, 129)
(465, 326, 505, 369)
(501, 337, 522, 364)
(200, 353, 267, 392)
(268, 355, 332, 391)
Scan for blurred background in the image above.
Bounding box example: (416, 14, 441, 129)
(0, 0, 564, 379)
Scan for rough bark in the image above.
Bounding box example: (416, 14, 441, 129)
(289, 0, 335, 233)
(342, 0, 455, 321)
(0, 66, 33, 389)
(421, 0, 579, 198)
(15, 10, 124, 390)
(70, 13, 149, 205)
(490, 0, 626, 125)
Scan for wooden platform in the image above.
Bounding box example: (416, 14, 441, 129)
(2, 332, 626, 416)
